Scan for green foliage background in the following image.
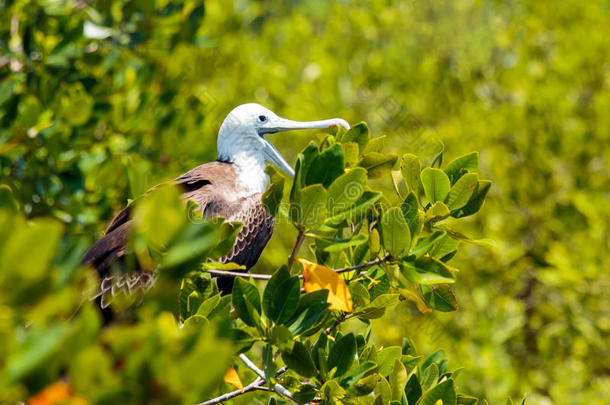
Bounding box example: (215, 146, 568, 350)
(1, 0, 608, 404)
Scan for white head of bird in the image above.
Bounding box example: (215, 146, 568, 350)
(217, 103, 350, 194)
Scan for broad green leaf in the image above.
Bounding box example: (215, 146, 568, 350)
(288, 290, 330, 335)
(262, 165, 285, 216)
(356, 294, 399, 319)
(263, 266, 300, 324)
(282, 341, 316, 378)
(444, 152, 479, 183)
(231, 278, 261, 327)
(306, 144, 345, 188)
(410, 231, 447, 259)
(358, 152, 399, 178)
(420, 362, 439, 389)
(364, 135, 386, 153)
(401, 192, 423, 240)
(327, 167, 367, 215)
(389, 358, 407, 401)
(196, 293, 221, 318)
(380, 207, 411, 256)
(321, 233, 367, 252)
(426, 201, 451, 222)
(405, 373, 423, 405)
(290, 184, 327, 229)
(293, 384, 317, 404)
(377, 346, 402, 376)
(324, 190, 381, 227)
(400, 154, 422, 194)
(341, 142, 360, 167)
(369, 227, 381, 257)
(418, 379, 457, 405)
(400, 256, 456, 284)
(268, 326, 294, 353)
(342, 122, 370, 153)
(428, 234, 459, 259)
(328, 333, 356, 377)
(419, 284, 458, 312)
(420, 168, 450, 203)
(446, 173, 478, 211)
(340, 361, 378, 387)
(312, 333, 328, 376)
(291, 142, 319, 202)
(374, 376, 392, 404)
(453, 180, 492, 218)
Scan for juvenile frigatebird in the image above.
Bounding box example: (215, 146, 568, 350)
(83, 103, 350, 308)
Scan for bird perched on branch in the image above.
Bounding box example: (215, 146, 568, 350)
(82, 103, 350, 311)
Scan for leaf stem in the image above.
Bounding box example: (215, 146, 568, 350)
(197, 377, 265, 405)
(287, 229, 305, 271)
(334, 255, 391, 274)
(238, 353, 298, 403)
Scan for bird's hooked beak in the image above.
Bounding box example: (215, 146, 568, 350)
(259, 116, 351, 178)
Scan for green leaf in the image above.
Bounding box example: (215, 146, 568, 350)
(0, 185, 19, 212)
(420, 168, 451, 203)
(321, 233, 367, 252)
(288, 290, 330, 335)
(446, 173, 478, 211)
(262, 165, 285, 216)
(400, 256, 456, 284)
(364, 135, 386, 153)
(196, 293, 221, 318)
(342, 122, 370, 153)
(444, 152, 479, 183)
(380, 207, 411, 256)
(341, 142, 360, 167)
(290, 184, 327, 229)
(328, 333, 356, 377)
(327, 167, 367, 215)
(389, 358, 407, 401)
(374, 376, 392, 404)
(410, 231, 447, 259)
(457, 394, 479, 405)
(263, 343, 277, 382)
(325, 190, 381, 227)
(291, 142, 319, 202)
(340, 361, 378, 387)
(268, 326, 294, 353)
(356, 294, 399, 319)
(312, 333, 328, 376)
(426, 201, 451, 222)
(453, 180, 492, 218)
(358, 152, 399, 178)
(377, 346, 403, 376)
(306, 144, 345, 188)
(263, 266, 300, 324)
(401, 192, 422, 240)
(400, 154, 422, 194)
(232, 278, 261, 327)
(420, 284, 458, 312)
(282, 341, 316, 378)
(418, 379, 457, 405)
(293, 384, 317, 404)
(405, 374, 423, 405)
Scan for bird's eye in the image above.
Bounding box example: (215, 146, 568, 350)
(258, 115, 268, 123)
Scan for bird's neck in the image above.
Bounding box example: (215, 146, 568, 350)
(226, 151, 269, 195)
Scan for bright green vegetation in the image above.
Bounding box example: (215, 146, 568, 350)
(1, 0, 608, 404)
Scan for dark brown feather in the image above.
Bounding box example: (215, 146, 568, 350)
(82, 161, 274, 308)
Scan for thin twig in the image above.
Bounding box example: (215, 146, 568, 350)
(204, 269, 272, 280)
(287, 229, 305, 271)
(238, 354, 298, 403)
(198, 377, 265, 405)
(333, 255, 391, 274)
(324, 312, 347, 335)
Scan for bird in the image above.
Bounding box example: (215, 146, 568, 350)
(82, 103, 350, 311)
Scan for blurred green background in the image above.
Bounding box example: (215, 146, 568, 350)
(1, 0, 608, 403)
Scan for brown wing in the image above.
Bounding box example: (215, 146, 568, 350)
(82, 161, 273, 303)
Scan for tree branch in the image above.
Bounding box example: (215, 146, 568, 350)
(238, 353, 298, 403)
(334, 255, 391, 274)
(204, 269, 272, 280)
(197, 377, 265, 405)
(287, 229, 305, 271)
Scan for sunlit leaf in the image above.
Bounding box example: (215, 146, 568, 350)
(299, 259, 353, 312)
(223, 367, 244, 391)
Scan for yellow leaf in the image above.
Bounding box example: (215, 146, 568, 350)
(223, 367, 244, 391)
(299, 259, 354, 312)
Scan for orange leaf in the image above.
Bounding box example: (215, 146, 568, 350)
(27, 380, 88, 405)
(223, 367, 244, 391)
(299, 259, 353, 312)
